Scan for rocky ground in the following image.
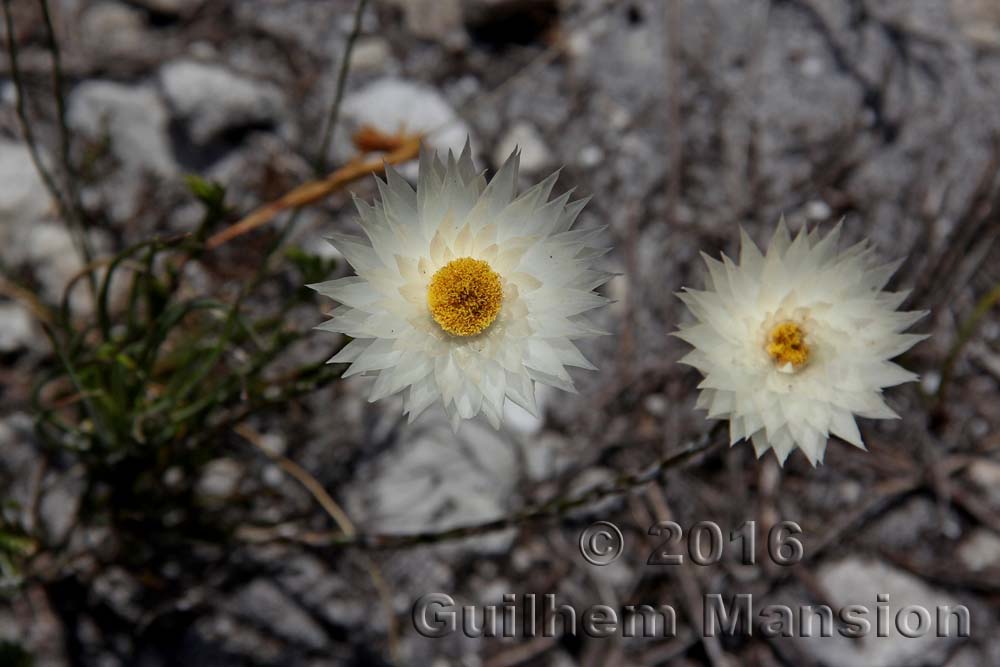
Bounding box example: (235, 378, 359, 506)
(2, 0, 1000, 665)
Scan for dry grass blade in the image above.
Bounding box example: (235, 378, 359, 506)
(206, 130, 421, 250)
(235, 423, 356, 538)
(0, 277, 54, 325)
(234, 423, 400, 663)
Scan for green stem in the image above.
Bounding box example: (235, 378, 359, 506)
(937, 282, 1000, 404)
(314, 0, 369, 175)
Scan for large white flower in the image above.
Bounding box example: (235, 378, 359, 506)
(310, 144, 610, 430)
(675, 220, 927, 465)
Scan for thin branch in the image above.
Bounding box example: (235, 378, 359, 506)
(38, 0, 93, 259)
(0, 276, 54, 325)
(3, 0, 97, 298)
(37, 0, 77, 204)
(2, 0, 69, 219)
(235, 424, 400, 662)
(314, 0, 369, 175)
(937, 281, 1000, 405)
(205, 132, 420, 250)
(322, 428, 723, 550)
(664, 0, 682, 225)
(236, 423, 357, 537)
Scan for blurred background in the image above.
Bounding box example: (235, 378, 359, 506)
(2, 0, 1000, 665)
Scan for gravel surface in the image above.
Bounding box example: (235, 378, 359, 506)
(1, 0, 999, 665)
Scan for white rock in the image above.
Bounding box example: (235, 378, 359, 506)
(350, 37, 393, 70)
(957, 529, 1000, 571)
(68, 81, 176, 176)
(805, 199, 832, 221)
(577, 144, 604, 168)
(801, 56, 824, 77)
(350, 410, 518, 553)
(341, 78, 471, 161)
(39, 469, 85, 544)
(14, 222, 113, 314)
(196, 458, 244, 500)
(968, 459, 1000, 504)
(793, 558, 963, 667)
(20, 222, 85, 304)
(494, 122, 552, 173)
(522, 432, 576, 482)
(159, 60, 287, 144)
(0, 140, 52, 240)
(261, 464, 284, 487)
(920, 370, 941, 394)
(0, 303, 35, 352)
(256, 432, 287, 457)
(567, 28, 593, 59)
(503, 383, 549, 434)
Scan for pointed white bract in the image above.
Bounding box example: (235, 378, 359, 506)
(310, 144, 610, 430)
(675, 220, 927, 466)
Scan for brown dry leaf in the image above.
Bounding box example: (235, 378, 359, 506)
(205, 131, 422, 250)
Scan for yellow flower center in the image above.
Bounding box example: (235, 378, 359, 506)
(427, 257, 503, 336)
(766, 321, 810, 370)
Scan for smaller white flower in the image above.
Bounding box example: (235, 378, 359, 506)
(675, 220, 927, 465)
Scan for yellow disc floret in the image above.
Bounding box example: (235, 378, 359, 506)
(766, 321, 810, 370)
(427, 257, 503, 336)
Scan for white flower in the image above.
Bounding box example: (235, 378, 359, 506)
(675, 220, 927, 465)
(310, 144, 610, 430)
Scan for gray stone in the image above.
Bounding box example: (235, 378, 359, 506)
(92, 567, 143, 622)
(952, 0, 1000, 47)
(946, 647, 985, 667)
(232, 580, 328, 650)
(68, 81, 176, 176)
(384, 0, 465, 44)
(957, 529, 1000, 571)
(0, 414, 43, 531)
(0, 140, 52, 243)
(16, 222, 107, 312)
(231, 1, 353, 58)
(80, 2, 148, 59)
(277, 556, 369, 630)
(159, 60, 288, 145)
(39, 468, 86, 544)
(0, 303, 36, 353)
(493, 121, 552, 173)
(793, 558, 963, 667)
(194, 612, 283, 663)
(968, 459, 1000, 504)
